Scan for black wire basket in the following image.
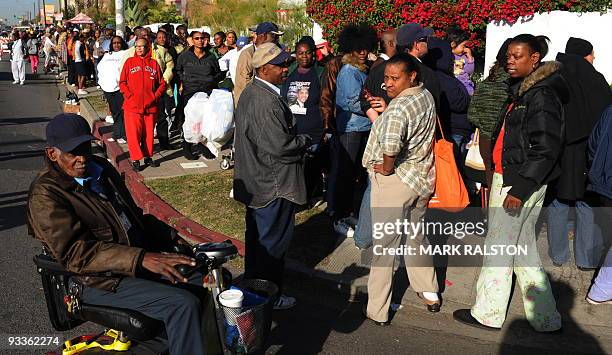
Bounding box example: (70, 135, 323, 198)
(218, 279, 278, 354)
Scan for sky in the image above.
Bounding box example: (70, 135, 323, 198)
(0, 0, 58, 25)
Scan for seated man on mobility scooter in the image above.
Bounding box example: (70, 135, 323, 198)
(27, 114, 209, 355)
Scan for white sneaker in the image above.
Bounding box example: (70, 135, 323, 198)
(273, 294, 296, 310)
(117, 138, 127, 144)
(105, 115, 114, 123)
(77, 89, 89, 95)
(333, 220, 355, 238)
(20, 81, 25, 85)
(12, 81, 19, 84)
(71, 83, 76, 87)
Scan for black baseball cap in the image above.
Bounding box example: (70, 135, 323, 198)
(46, 114, 95, 152)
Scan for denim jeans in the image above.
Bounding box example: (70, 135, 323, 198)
(354, 178, 372, 249)
(547, 198, 605, 268)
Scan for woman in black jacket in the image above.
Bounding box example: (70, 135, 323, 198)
(454, 34, 568, 333)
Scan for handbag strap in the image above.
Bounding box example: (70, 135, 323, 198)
(473, 128, 480, 144)
(435, 115, 446, 140)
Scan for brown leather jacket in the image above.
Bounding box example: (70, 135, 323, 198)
(319, 55, 343, 132)
(27, 156, 159, 291)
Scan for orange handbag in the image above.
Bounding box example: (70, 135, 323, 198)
(428, 116, 470, 212)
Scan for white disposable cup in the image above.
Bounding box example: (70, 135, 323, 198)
(219, 290, 244, 325)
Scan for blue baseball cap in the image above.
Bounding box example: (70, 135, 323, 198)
(396, 23, 434, 47)
(46, 114, 95, 152)
(236, 36, 248, 48)
(254, 22, 284, 36)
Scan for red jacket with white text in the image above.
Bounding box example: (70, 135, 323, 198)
(119, 51, 166, 115)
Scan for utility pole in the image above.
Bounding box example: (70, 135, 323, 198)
(34, 3, 37, 25)
(115, 0, 124, 38)
(41, 0, 46, 25)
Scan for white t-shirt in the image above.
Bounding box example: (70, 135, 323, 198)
(97, 50, 126, 93)
(44, 36, 54, 52)
(74, 40, 83, 62)
(11, 40, 24, 62)
(93, 40, 101, 59)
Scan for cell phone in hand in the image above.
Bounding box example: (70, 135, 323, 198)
(363, 88, 373, 100)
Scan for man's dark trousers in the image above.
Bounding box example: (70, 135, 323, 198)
(67, 56, 76, 85)
(81, 273, 207, 355)
(157, 94, 174, 148)
(103, 90, 125, 139)
(244, 198, 296, 292)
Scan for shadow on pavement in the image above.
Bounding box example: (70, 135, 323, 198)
(499, 281, 605, 355)
(0, 149, 44, 162)
(0, 204, 28, 232)
(267, 268, 366, 354)
(0, 116, 50, 126)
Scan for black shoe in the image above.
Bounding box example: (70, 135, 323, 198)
(553, 262, 563, 267)
(144, 157, 159, 167)
(578, 266, 596, 271)
(182, 142, 198, 160)
(362, 304, 390, 326)
(453, 309, 500, 331)
(417, 293, 441, 313)
(131, 160, 141, 172)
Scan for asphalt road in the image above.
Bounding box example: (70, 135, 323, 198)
(0, 58, 605, 355)
(0, 57, 103, 355)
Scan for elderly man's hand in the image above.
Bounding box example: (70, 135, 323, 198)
(141, 252, 196, 284)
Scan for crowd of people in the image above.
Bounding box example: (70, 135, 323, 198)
(22, 16, 612, 354)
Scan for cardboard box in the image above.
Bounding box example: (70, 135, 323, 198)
(63, 102, 80, 114)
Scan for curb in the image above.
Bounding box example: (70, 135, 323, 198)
(74, 91, 245, 255)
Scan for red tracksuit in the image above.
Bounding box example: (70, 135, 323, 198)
(119, 51, 166, 161)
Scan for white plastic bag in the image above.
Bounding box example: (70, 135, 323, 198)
(182, 92, 209, 144)
(200, 89, 234, 157)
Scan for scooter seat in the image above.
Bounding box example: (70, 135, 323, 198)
(78, 304, 164, 341)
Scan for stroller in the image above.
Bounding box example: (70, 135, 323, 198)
(40, 49, 60, 75)
(219, 139, 234, 170)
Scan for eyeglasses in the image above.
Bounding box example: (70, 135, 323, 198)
(193, 37, 205, 40)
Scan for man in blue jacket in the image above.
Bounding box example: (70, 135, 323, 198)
(586, 104, 612, 304)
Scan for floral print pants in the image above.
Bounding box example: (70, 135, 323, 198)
(471, 173, 562, 331)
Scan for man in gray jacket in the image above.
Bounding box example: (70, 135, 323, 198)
(233, 43, 310, 310)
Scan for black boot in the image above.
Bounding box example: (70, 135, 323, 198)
(144, 157, 159, 167)
(132, 160, 141, 172)
(182, 141, 198, 160)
